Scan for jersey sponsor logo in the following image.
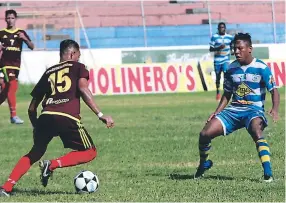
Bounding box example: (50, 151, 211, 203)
(215, 51, 228, 56)
(46, 98, 70, 105)
(235, 100, 253, 105)
(235, 82, 253, 97)
(14, 35, 18, 38)
(252, 74, 261, 82)
(6, 47, 20, 51)
(239, 74, 246, 81)
(46, 63, 73, 74)
(3, 35, 7, 38)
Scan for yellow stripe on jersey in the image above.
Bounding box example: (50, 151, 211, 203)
(1, 28, 20, 33)
(41, 111, 80, 122)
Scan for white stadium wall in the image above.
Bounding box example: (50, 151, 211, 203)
(18, 44, 286, 95)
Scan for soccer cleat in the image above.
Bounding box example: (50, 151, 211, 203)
(216, 93, 221, 101)
(10, 116, 24, 124)
(263, 174, 274, 183)
(194, 160, 213, 179)
(39, 160, 53, 187)
(0, 188, 10, 197)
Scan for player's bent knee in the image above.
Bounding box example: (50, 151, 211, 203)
(25, 146, 47, 164)
(249, 130, 264, 142)
(248, 118, 265, 136)
(200, 130, 212, 139)
(200, 119, 223, 139)
(248, 127, 264, 142)
(85, 147, 97, 161)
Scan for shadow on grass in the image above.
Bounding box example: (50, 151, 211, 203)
(204, 175, 261, 182)
(12, 188, 75, 196)
(169, 173, 261, 182)
(168, 173, 195, 180)
(169, 173, 234, 181)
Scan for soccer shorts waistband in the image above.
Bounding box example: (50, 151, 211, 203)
(0, 66, 20, 70)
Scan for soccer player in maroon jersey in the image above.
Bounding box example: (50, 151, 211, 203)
(0, 39, 114, 196)
(0, 9, 34, 124)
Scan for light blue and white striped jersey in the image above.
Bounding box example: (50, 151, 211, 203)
(210, 33, 233, 65)
(224, 58, 276, 111)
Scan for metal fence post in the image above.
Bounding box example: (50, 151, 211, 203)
(140, 0, 148, 47)
(207, 0, 212, 37)
(271, 0, 277, 43)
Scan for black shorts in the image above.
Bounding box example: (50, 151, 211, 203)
(0, 67, 19, 82)
(34, 114, 95, 151)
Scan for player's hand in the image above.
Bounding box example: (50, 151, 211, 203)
(0, 43, 6, 50)
(99, 115, 114, 128)
(17, 32, 28, 41)
(218, 44, 225, 49)
(206, 113, 216, 123)
(268, 109, 279, 123)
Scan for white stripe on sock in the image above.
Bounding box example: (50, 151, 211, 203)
(57, 160, 62, 168)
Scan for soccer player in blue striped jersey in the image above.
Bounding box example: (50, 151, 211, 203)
(195, 33, 280, 182)
(209, 22, 234, 101)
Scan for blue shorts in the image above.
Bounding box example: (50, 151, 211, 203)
(215, 105, 268, 135)
(214, 63, 229, 74)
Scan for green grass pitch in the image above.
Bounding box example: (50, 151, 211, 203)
(0, 85, 284, 202)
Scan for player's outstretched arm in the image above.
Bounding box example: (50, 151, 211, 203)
(268, 88, 280, 122)
(209, 45, 225, 52)
(207, 91, 232, 122)
(18, 32, 34, 50)
(78, 78, 114, 128)
(214, 91, 232, 113)
(28, 97, 42, 128)
(24, 39, 34, 50)
(0, 43, 5, 59)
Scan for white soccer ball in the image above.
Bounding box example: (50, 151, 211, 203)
(74, 170, 99, 193)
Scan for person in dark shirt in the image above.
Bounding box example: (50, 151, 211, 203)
(0, 39, 114, 196)
(0, 9, 34, 124)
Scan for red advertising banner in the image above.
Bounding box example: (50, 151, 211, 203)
(88, 60, 285, 95)
(88, 63, 203, 95)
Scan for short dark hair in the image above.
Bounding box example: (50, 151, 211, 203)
(5, 9, 17, 18)
(60, 39, 80, 57)
(234, 33, 252, 46)
(218, 22, 226, 28)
